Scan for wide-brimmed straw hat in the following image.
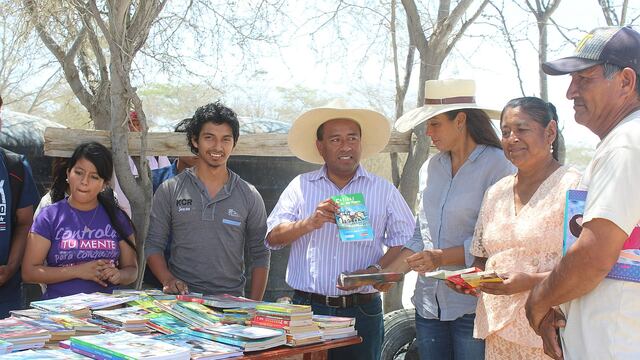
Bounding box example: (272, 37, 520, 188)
(394, 79, 501, 133)
(288, 100, 391, 164)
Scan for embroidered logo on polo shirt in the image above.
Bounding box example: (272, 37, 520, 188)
(227, 208, 240, 217)
(176, 198, 192, 212)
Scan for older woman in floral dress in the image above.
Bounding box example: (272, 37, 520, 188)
(469, 97, 580, 359)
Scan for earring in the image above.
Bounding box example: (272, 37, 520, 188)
(65, 178, 69, 183)
(550, 144, 554, 153)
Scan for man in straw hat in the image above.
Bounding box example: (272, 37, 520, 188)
(266, 101, 415, 360)
(525, 26, 640, 359)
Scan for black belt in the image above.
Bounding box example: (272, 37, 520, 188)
(294, 290, 378, 308)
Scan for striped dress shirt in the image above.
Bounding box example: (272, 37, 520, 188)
(266, 165, 415, 296)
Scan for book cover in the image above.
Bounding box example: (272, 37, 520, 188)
(0, 349, 88, 359)
(93, 306, 150, 325)
(154, 333, 243, 360)
(563, 189, 640, 283)
(421, 267, 480, 281)
(312, 315, 356, 328)
(70, 331, 190, 360)
(460, 271, 504, 288)
(337, 272, 404, 287)
(331, 193, 374, 242)
(255, 303, 311, 315)
(0, 318, 50, 340)
(200, 294, 260, 309)
(197, 324, 285, 340)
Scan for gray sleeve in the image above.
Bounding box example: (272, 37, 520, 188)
(245, 187, 270, 269)
(403, 220, 425, 253)
(144, 183, 172, 258)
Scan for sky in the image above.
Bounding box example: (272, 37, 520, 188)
(224, 0, 637, 148)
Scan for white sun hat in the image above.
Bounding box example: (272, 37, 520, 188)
(288, 99, 391, 164)
(394, 79, 501, 133)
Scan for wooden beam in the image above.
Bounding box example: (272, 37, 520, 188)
(44, 127, 412, 157)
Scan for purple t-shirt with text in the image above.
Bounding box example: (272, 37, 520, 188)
(31, 199, 134, 299)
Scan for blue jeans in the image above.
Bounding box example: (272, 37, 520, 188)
(415, 312, 485, 360)
(293, 293, 383, 360)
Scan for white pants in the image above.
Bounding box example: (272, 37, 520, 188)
(560, 278, 640, 360)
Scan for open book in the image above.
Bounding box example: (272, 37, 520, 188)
(422, 267, 503, 289)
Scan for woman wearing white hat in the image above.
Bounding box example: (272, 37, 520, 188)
(383, 79, 514, 359)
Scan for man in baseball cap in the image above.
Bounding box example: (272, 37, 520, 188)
(526, 26, 640, 359)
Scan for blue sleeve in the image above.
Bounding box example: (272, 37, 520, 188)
(18, 157, 40, 209)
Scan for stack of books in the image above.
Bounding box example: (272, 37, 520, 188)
(312, 315, 357, 340)
(45, 314, 101, 336)
(16, 317, 75, 342)
(191, 324, 286, 352)
(253, 303, 322, 347)
(0, 318, 51, 351)
(178, 294, 257, 324)
(91, 306, 151, 333)
(155, 333, 244, 359)
(30, 292, 139, 317)
(69, 331, 190, 359)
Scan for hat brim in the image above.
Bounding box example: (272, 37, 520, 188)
(288, 108, 391, 164)
(542, 57, 603, 76)
(394, 103, 502, 133)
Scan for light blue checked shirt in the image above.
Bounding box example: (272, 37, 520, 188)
(266, 165, 415, 296)
(404, 145, 515, 321)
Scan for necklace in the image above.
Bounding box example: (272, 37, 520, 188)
(68, 199, 99, 232)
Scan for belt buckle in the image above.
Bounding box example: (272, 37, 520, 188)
(326, 295, 346, 308)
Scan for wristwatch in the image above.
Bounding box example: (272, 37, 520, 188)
(368, 264, 383, 272)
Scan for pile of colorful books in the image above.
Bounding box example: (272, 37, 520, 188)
(154, 333, 244, 359)
(253, 303, 322, 346)
(68, 331, 190, 359)
(0, 318, 50, 352)
(90, 306, 150, 333)
(191, 324, 286, 352)
(312, 315, 357, 341)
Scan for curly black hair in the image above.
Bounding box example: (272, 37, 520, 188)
(185, 101, 240, 155)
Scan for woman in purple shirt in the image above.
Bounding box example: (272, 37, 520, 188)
(22, 142, 138, 299)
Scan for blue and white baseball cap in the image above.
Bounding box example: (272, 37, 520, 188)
(543, 26, 640, 75)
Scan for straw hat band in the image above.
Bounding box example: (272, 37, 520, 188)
(424, 96, 475, 105)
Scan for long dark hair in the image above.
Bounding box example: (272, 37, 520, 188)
(66, 142, 136, 252)
(500, 97, 559, 161)
(444, 108, 502, 149)
(50, 157, 69, 203)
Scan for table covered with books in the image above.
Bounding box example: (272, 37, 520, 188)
(0, 290, 361, 359)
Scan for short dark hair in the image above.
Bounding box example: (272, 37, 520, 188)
(316, 118, 362, 141)
(443, 109, 502, 149)
(500, 97, 560, 161)
(185, 101, 239, 155)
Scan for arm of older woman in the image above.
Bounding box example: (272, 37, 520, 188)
(98, 235, 138, 286)
(22, 232, 109, 287)
(479, 271, 550, 296)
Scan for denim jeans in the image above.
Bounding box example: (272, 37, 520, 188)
(415, 312, 485, 360)
(293, 292, 383, 360)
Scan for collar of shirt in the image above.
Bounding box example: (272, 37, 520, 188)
(184, 167, 239, 202)
(309, 164, 372, 187)
(437, 144, 488, 172)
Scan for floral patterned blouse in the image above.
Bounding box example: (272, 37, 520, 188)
(471, 166, 581, 347)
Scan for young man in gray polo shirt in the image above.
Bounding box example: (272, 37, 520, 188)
(145, 102, 270, 299)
